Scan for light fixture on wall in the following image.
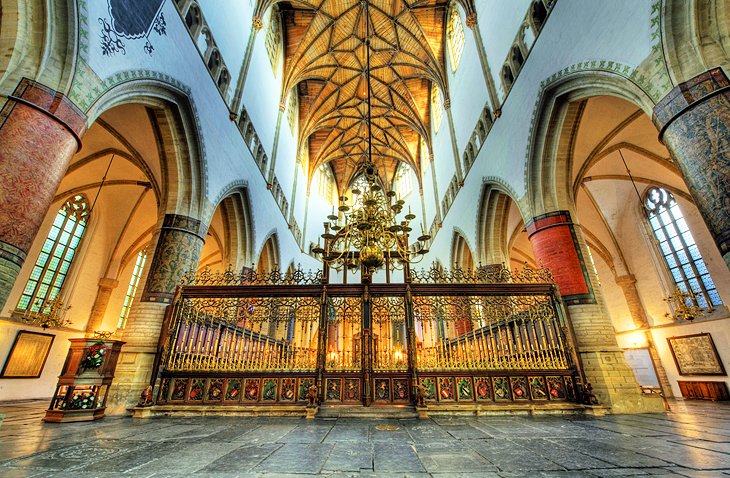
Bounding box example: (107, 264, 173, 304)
(312, 0, 430, 273)
(664, 287, 704, 322)
(21, 297, 71, 329)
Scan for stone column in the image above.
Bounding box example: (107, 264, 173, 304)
(653, 68, 730, 270)
(526, 211, 663, 413)
(107, 214, 206, 413)
(84, 277, 120, 335)
(614, 274, 673, 399)
(0, 79, 87, 310)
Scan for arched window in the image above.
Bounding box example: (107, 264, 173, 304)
(17, 195, 90, 312)
(117, 249, 148, 329)
(316, 164, 335, 202)
(447, 5, 465, 72)
(395, 163, 414, 197)
(265, 7, 282, 72)
(501, 64, 514, 91)
(511, 45, 525, 71)
(431, 84, 443, 132)
(207, 49, 221, 75)
(185, 4, 201, 34)
(286, 89, 299, 133)
(531, 1, 547, 31)
(644, 186, 722, 309)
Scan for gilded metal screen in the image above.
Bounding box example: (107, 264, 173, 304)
(412, 294, 570, 371)
(371, 295, 408, 371)
(165, 295, 321, 372)
(324, 296, 361, 371)
(155, 265, 581, 406)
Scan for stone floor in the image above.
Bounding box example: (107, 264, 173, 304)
(1, 400, 730, 477)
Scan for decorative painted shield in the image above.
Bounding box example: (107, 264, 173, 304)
(108, 0, 165, 40)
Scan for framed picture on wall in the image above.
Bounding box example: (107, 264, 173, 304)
(667, 333, 726, 376)
(0, 330, 55, 378)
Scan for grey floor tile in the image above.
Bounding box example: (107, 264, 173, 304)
(322, 442, 374, 472)
(196, 443, 281, 473)
(252, 442, 334, 474)
(2, 399, 730, 477)
(373, 442, 425, 472)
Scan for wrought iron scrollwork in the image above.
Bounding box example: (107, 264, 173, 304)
(411, 263, 553, 284)
(411, 293, 570, 371)
(181, 265, 323, 286)
(164, 295, 321, 372)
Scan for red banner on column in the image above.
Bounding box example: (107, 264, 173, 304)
(526, 212, 594, 303)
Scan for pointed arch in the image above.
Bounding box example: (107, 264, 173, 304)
(526, 70, 655, 216)
(450, 229, 474, 271)
(0, 0, 77, 95)
(86, 80, 207, 219)
(210, 184, 255, 270)
(662, 0, 730, 85)
(257, 232, 281, 274)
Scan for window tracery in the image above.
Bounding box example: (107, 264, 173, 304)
(431, 84, 443, 132)
(643, 186, 722, 309)
(118, 249, 148, 329)
(447, 5, 465, 72)
(265, 7, 282, 72)
(17, 195, 90, 312)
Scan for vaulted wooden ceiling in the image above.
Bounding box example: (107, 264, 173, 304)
(254, 0, 475, 195)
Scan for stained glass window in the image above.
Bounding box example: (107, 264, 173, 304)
(447, 5, 465, 72)
(644, 186, 722, 309)
(118, 249, 148, 329)
(17, 195, 90, 312)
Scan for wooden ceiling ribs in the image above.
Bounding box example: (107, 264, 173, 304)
(253, 0, 476, 194)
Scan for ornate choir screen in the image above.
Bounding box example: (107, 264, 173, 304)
(153, 266, 582, 408)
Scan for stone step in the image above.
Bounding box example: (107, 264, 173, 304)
(316, 404, 418, 419)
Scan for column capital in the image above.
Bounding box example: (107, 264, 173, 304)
(252, 15, 263, 31)
(526, 210, 595, 304)
(98, 277, 120, 290)
(651, 68, 730, 267)
(0, 80, 88, 310)
(465, 13, 477, 29)
(614, 274, 637, 287)
(5, 78, 87, 147)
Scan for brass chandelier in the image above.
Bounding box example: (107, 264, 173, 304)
(312, 0, 430, 273)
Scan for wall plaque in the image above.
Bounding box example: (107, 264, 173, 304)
(668, 333, 726, 376)
(1, 330, 55, 378)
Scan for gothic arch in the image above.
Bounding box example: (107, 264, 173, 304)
(257, 232, 280, 273)
(450, 229, 475, 270)
(211, 185, 255, 270)
(662, 0, 730, 85)
(477, 184, 519, 266)
(526, 70, 655, 217)
(87, 80, 207, 219)
(0, 0, 76, 95)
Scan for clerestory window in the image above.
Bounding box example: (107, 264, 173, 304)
(431, 84, 443, 133)
(265, 7, 282, 72)
(447, 5, 465, 72)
